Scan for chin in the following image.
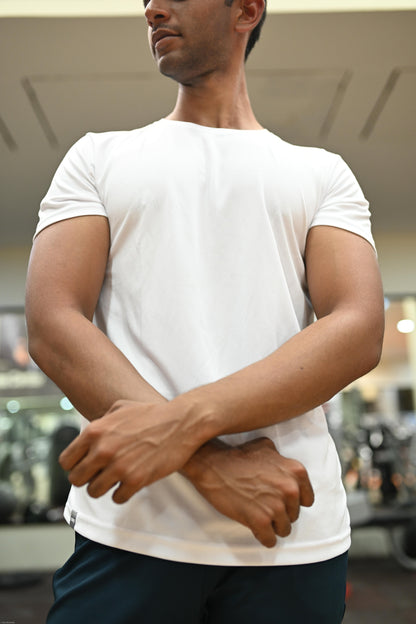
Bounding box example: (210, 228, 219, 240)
(157, 56, 179, 79)
(157, 52, 208, 86)
(159, 63, 191, 85)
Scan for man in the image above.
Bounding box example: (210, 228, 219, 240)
(25, 0, 384, 622)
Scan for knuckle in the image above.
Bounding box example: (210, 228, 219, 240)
(110, 464, 125, 481)
(112, 458, 137, 483)
(122, 472, 138, 488)
(247, 510, 263, 528)
(283, 481, 300, 501)
(271, 498, 285, 514)
(288, 459, 307, 479)
(85, 421, 102, 440)
(252, 512, 272, 531)
(94, 444, 113, 462)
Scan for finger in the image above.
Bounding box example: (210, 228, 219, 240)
(298, 477, 315, 508)
(110, 457, 147, 504)
(62, 426, 126, 486)
(252, 525, 277, 549)
(271, 515, 292, 538)
(286, 499, 300, 523)
(283, 459, 315, 508)
(66, 446, 113, 486)
(274, 477, 301, 523)
(249, 512, 279, 548)
(112, 481, 140, 505)
(84, 450, 144, 498)
(59, 434, 90, 471)
(67, 459, 105, 487)
(86, 469, 120, 499)
(270, 501, 292, 537)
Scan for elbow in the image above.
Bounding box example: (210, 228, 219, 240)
(26, 309, 54, 373)
(26, 325, 46, 370)
(336, 305, 385, 381)
(358, 314, 385, 376)
(25, 297, 61, 373)
(26, 294, 43, 367)
(363, 338, 383, 375)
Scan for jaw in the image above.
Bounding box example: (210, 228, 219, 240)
(155, 46, 231, 88)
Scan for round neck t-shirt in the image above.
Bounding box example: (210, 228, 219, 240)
(35, 119, 375, 566)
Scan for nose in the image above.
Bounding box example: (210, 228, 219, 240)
(145, 0, 171, 27)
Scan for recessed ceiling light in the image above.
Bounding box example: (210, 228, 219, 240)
(60, 397, 74, 411)
(397, 319, 415, 334)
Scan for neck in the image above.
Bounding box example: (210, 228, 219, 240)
(166, 66, 262, 130)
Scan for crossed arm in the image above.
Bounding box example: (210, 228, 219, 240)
(25, 215, 384, 547)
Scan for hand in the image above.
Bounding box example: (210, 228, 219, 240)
(59, 400, 201, 504)
(182, 437, 314, 548)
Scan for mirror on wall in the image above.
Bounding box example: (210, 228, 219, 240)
(1, 300, 415, 526)
(0, 308, 80, 525)
(327, 295, 416, 508)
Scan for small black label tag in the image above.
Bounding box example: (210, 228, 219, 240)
(69, 510, 78, 528)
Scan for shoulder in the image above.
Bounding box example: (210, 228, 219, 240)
(58, 121, 164, 176)
(263, 131, 347, 199)
(83, 121, 160, 153)
(265, 131, 339, 171)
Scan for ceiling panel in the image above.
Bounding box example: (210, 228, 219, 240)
(0, 11, 415, 247)
(361, 67, 416, 141)
(24, 74, 177, 149)
(248, 69, 350, 143)
(0, 115, 18, 151)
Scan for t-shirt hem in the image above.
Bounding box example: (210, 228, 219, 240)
(308, 220, 376, 251)
(64, 505, 351, 567)
(34, 208, 107, 240)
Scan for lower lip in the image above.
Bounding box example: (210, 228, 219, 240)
(155, 36, 178, 50)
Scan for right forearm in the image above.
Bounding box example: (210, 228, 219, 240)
(27, 309, 167, 420)
(181, 436, 314, 547)
(30, 311, 313, 548)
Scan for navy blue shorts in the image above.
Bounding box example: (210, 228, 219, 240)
(47, 533, 348, 623)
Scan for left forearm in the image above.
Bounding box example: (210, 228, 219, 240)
(59, 226, 384, 518)
(173, 308, 383, 441)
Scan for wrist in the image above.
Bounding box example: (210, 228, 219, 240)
(180, 437, 226, 480)
(171, 389, 221, 449)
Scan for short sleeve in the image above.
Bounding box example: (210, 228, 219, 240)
(34, 133, 106, 238)
(310, 154, 375, 250)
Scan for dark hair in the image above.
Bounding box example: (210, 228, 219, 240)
(245, 0, 267, 61)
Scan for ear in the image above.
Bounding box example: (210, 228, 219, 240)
(234, 0, 265, 35)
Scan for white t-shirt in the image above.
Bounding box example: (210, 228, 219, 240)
(36, 119, 375, 566)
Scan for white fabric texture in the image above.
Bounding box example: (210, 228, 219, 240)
(36, 119, 375, 566)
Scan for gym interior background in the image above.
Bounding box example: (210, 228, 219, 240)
(0, 0, 415, 619)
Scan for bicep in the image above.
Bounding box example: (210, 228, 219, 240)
(305, 225, 384, 325)
(26, 216, 110, 323)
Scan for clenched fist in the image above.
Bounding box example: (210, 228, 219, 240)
(59, 399, 203, 504)
(183, 437, 314, 548)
